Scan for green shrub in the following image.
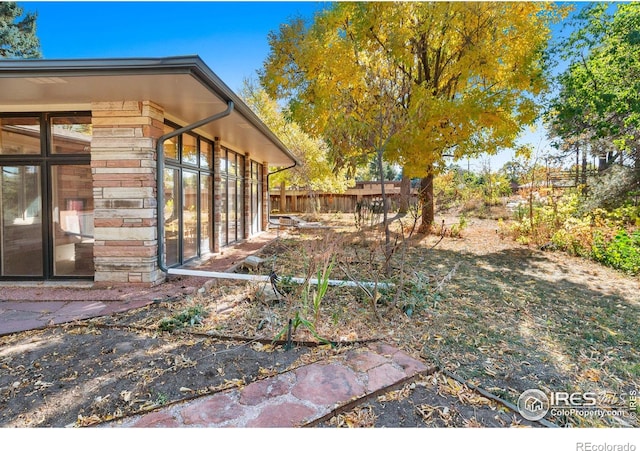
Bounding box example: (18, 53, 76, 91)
(591, 229, 640, 275)
(511, 191, 640, 275)
(158, 305, 207, 332)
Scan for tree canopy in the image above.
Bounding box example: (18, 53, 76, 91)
(0, 2, 41, 58)
(547, 3, 640, 166)
(261, 2, 564, 229)
(240, 79, 351, 194)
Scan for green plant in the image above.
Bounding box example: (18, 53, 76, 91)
(273, 310, 332, 348)
(591, 229, 640, 275)
(275, 275, 297, 295)
(399, 272, 433, 316)
(273, 256, 335, 346)
(450, 214, 468, 238)
(158, 305, 207, 332)
(309, 257, 334, 327)
(509, 189, 640, 274)
(154, 392, 168, 406)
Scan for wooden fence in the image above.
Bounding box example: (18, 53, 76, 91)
(269, 181, 418, 214)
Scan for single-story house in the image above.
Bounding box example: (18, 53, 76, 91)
(0, 55, 298, 286)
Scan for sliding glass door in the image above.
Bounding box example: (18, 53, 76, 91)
(51, 165, 94, 276)
(162, 123, 215, 267)
(0, 165, 43, 276)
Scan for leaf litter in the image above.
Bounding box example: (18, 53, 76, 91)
(1, 213, 638, 428)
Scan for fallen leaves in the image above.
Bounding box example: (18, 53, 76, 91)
(415, 404, 454, 426)
(435, 374, 495, 408)
(1, 213, 638, 428)
(329, 405, 377, 427)
(377, 383, 412, 402)
(33, 380, 53, 389)
(75, 414, 101, 427)
(169, 354, 197, 371)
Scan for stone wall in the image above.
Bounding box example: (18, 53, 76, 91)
(90, 100, 164, 286)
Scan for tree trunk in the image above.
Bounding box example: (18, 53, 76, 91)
(575, 146, 580, 187)
(398, 170, 411, 214)
(377, 149, 390, 249)
(581, 147, 588, 186)
(418, 167, 435, 234)
(598, 154, 607, 173)
(279, 181, 286, 213)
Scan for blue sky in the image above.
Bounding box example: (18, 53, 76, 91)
(22, 1, 597, 172)
(28, 1, 327, 91)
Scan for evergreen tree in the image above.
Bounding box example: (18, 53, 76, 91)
(0, 2, 41, 58)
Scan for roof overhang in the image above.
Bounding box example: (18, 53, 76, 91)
(0, 55, 298, 167)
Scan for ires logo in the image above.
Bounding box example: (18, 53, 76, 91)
(517, 390, 599, 421)
(518, 389, 550, 421)
(550, 392, 598, 407)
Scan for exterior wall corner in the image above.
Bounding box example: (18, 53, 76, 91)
(91, 100, 165, 286)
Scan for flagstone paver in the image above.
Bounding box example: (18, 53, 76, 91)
(104, 343, 430, 428)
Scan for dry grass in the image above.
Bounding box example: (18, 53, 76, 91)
(193, 212, 639, 427)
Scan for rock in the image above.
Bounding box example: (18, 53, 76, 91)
(243, 256, 266, 270)
(257, 284, 281, 304)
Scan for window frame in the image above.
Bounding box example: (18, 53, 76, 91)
(162, 121, 215, 267)
(0, 112, 93, 280)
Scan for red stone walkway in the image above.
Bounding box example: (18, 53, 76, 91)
(103, 342, 430, 428)
(0, 231, 279, 336)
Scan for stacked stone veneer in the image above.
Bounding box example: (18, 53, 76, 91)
(87, 100, 272, 286)
(90, 101, 164, 286)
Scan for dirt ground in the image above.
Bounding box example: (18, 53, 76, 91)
(1, 211, 638, 428)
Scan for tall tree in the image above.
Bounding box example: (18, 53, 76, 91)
(262, 2, 562, 232)
(240, 80, 351, 209)
(547, 3, 640, 178)
(0, 2, 41, 58)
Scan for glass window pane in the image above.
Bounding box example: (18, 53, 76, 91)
(251, 181, 259, 235)
(238, 154, 245, 177)
(200, 174, 212, 254)
(237, 178, 244, 240)
(0, 117, 41, 155)
(1, 166, 43, 276)
(200, 140, 212, 169)
(227, 151, 236, 176)
(182, 134, 198, 166)
(228, 178, 236, 242)
(51, 165, 94, 276)
(50, 116, 92, 154)
(163, 168, 180, 266)
(257, 177, 263, 230)
(163, 124, 178, 160)
(220, 176, 228, 245)
(182, 171, 198, 260)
